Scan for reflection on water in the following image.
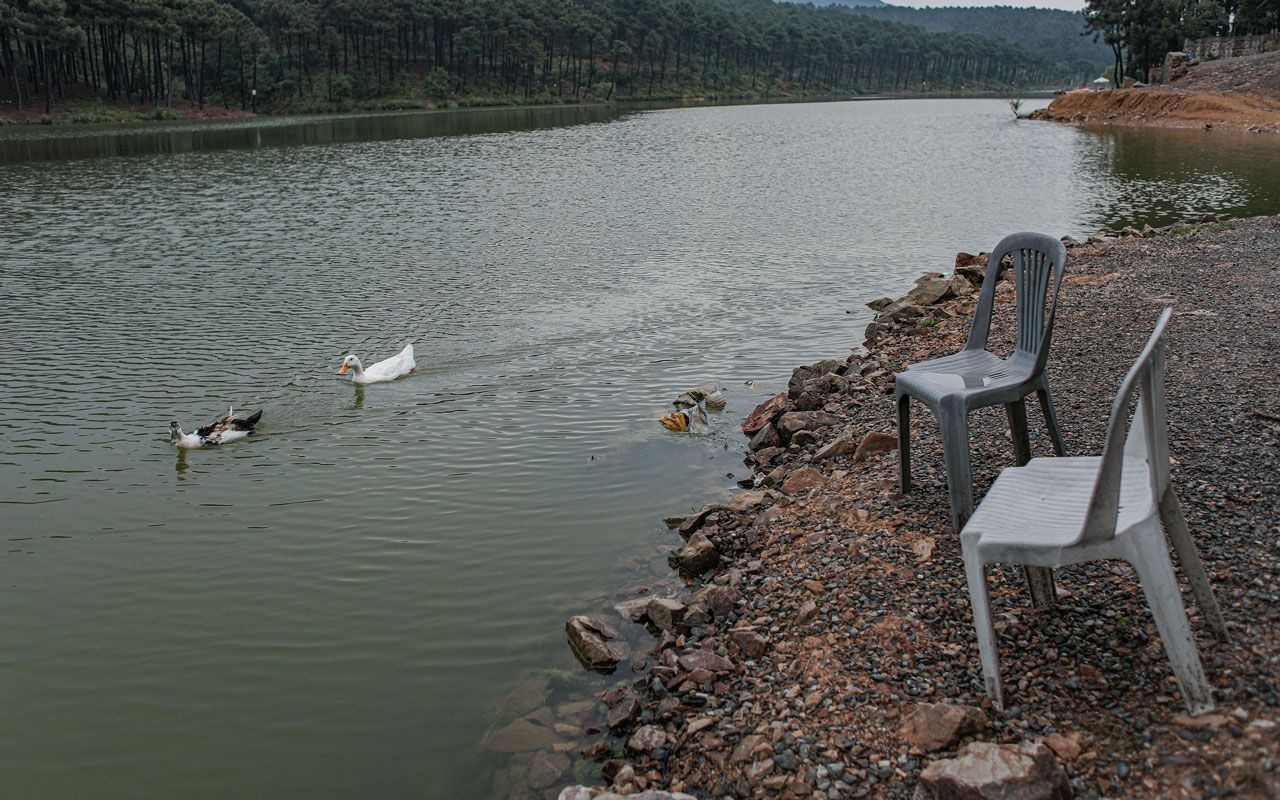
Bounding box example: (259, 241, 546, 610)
(0, 104, 629, 163)
(1, 99, 1278, 800)
(1072, 123, 1280, 229)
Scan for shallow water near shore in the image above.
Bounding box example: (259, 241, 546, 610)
(2, 98, 1280, 799)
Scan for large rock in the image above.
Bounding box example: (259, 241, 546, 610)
(627, 724, 671, 752)
(900, 703, 987, 752)
(916, 741, 1071, 800)
(742, 392, 792, 435)
(672, 532, 718, 575)
(814, 427, 861, 461)
(678, 648, 735, 674)
(749, 423, 782, 451)
(788, 360, 846, 399)
(646, 597, 686, 632)
(776, 410, 839, 441)
(780, 467, 824, 495)
(853, 430, 899, 462)
(690, 584, 739, 616)
(566, 616, 629, 672)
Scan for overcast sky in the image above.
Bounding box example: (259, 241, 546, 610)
(894, 0, 1087, 10)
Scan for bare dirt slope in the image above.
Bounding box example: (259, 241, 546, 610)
(1031, 50, 1280, 133)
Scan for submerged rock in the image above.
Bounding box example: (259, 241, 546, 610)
(480, 716, 565, 753)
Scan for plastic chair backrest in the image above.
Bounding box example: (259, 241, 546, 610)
(1078, 307, 1174, 545)
(965, 233, 1069, 375)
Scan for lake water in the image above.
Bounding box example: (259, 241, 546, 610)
(2, 99, 1279, 799)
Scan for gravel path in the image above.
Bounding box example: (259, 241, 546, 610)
(562, 216, 1280, 800)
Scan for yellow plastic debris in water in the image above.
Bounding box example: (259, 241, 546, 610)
(660, 411, 689, 432)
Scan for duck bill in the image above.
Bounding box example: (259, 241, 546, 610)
(337, 364, 350, 375)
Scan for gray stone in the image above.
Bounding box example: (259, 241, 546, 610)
(673, 532, 718, 575)
(646, 597, 686, 632)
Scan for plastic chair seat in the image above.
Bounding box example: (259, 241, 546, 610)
(898, 350, 1038, 410)
(963, 456, 1155, 565)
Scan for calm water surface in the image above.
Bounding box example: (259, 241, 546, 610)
(2, 99, 1279, 799)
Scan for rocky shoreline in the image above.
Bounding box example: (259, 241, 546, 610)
(492, 216, 1280, 800)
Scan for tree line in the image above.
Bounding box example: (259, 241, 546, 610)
(1084, 0, 1279, 81)
(0, 0, 1096, 115)
(843, 5, 1112, 83)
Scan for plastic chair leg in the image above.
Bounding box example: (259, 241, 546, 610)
(1005, 400, 1033, 466)
(940, 403, 973, 533)
(1159, 488, 1231, 643)
(1037, 386, 1067, 457)
(1129, 526, 1216, 715)
(897, 394, 912, 493)
(963, 551, 1004, 710)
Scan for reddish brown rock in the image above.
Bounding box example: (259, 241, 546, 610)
(742, 392, 792, 435)
(853, 430, 899, 462)
(732, 628, 768, 659)
(678, 648, 735, 674)
(1041, 732, 1083, 761)
(900, 703, 988, 752)
(917, 741, 1071, 800)
(781, 466, 824, 494)
(748, 423, 782, 451)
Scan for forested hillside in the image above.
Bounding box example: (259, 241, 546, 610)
(0, 0, 1093, 117)
(848, 6, 1110, 80)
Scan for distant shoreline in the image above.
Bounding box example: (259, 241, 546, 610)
(0, 90, 1054, 132)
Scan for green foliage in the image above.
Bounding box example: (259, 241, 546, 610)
(423, 67, 451, 99)
(1083, 0, 1258, 81)
(849, 6, 1111, 80)
(1, 0, 1105, 117)
(143, 107, 183, 121)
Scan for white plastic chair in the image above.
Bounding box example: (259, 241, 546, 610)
(960, 308, 1230, 715)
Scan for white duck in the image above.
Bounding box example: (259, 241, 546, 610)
(170, 407, 262, 449)
(337, 343, 416, 385)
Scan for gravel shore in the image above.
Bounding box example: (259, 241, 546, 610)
(560, 215, 1280, 799)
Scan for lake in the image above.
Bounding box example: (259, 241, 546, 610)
(2, 99, 1278, 799)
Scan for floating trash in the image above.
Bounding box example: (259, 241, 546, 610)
(660, 402, 709, 433)
(673, 385, 726, 411)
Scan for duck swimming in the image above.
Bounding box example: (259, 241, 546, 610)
(337, 343, 416, 385)
(169, 407, 263, 449)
